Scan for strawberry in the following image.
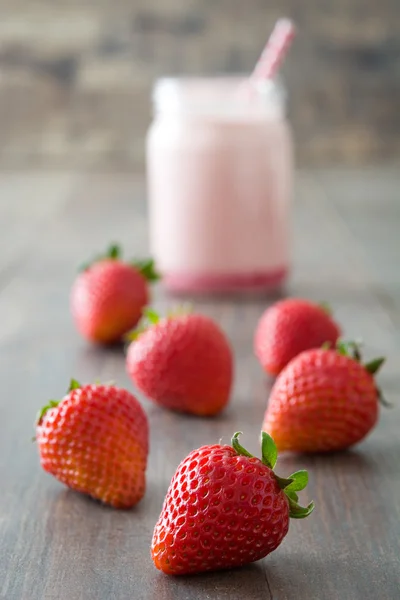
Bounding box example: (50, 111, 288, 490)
(254, 298, 341, 376)
(71, 244, 159, 344)
(263, 341, 385, 453)
(126, 309, 233, 417)
(35, 379, 149, 508)
(151, 432, 314, 575)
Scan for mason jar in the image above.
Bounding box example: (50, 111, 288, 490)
(146, 76, 293, 294)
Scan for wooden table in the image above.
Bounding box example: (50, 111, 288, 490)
(1, 169, 399, 600)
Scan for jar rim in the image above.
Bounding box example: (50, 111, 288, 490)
(153, 74, 284, 91)
(152, 75, 287, 119)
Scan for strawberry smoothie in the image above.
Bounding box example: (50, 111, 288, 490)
(146, 77, 293, 294)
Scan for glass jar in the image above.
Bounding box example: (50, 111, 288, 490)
(146, 76, 293, 294)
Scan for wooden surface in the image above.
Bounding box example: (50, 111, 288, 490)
(0, 169, 399, 600)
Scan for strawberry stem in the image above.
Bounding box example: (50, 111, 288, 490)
(231, 432, 314, 519)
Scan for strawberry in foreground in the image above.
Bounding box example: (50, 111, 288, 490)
(71, 243, 159, 344)
(36, 379, 149, 508)
(126, 309, 233, 416)
(151, 432, 314, 575)
(254, 298, 341, 376)
(263, 341, 386, 453)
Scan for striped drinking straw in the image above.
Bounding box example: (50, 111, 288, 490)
(250, 18, 296, 83)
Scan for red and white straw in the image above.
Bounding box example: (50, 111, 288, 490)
(250, 18, 296, 82)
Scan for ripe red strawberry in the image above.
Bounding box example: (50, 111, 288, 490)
(126, 309, 233, 416)
(71, 244, 159, 344)
(151, 432, 314, 575)
(263, 341, 385, 453)
(36, 379, 149, 508)
(254, 298, 341, 376)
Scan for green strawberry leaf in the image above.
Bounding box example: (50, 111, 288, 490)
(274, 475, 294, 490)
(285, 489, 299, 503)
(286, 470, 309, 493)
(78, 242, 121, 272)
(364, 357, 385, 375)
(261, 432, 278, 469)
(288, 498, 315, 519)
(36, 400, 60, 424)
(143, 307, 160, 324)
(318, 301, 332, 316)
(336, 340, 349, 356)
(231, 432, 254, 459)
(124, 305, 193, 346)
(377, 387, 392, 408)
(36, 379, 82, 425)
(79, 259, 94, 272)
(336, 340, 362, 361)
(69, 378, 81, 391)
(132, 258, 160, 282)
(124, 307, 161, 344)
(321, 341, 332, 350)
(230, 432, 315, 521)
(107, 244, 121, 259)
(124, 327, 145, 343)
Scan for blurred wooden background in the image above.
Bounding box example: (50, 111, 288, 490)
(0, 1, 399, 169)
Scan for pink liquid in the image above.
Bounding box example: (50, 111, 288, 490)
(146, 79, 293, 294)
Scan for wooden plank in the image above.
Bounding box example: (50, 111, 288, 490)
(315, 168, 400, 328)
(0, 171, 399, 600)
(0, 171, 79, 290)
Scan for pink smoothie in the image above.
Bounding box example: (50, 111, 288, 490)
(146, 77, 293, 294)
